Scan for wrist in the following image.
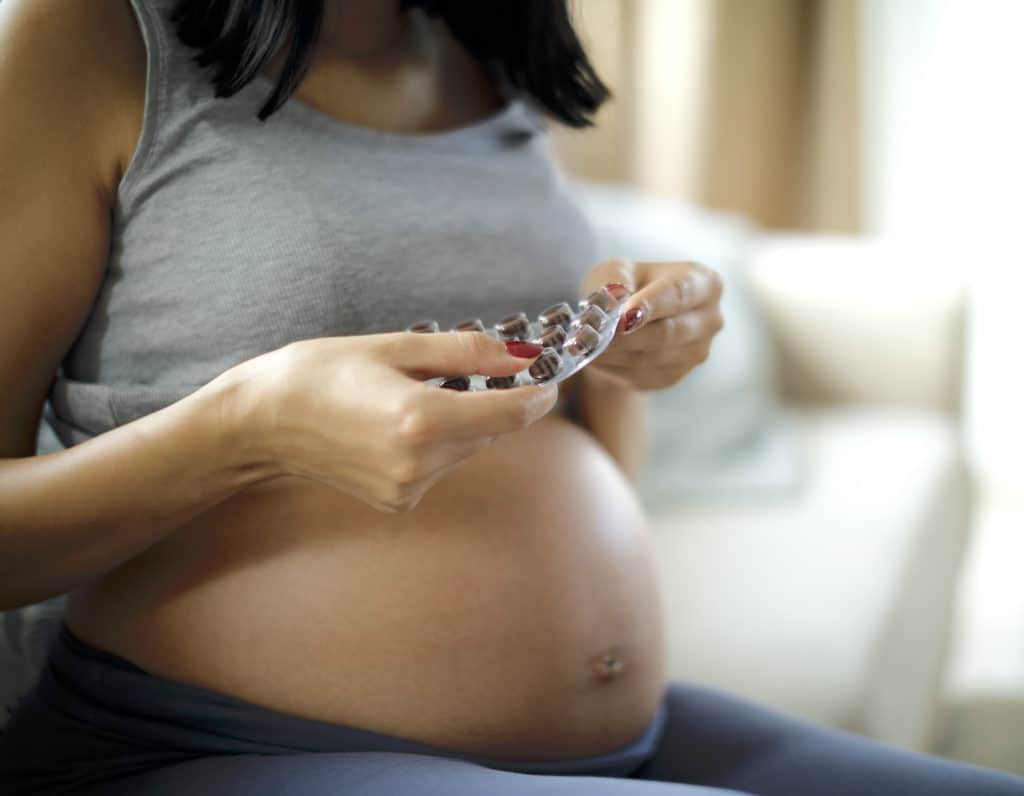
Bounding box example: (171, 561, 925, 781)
(196, 364, 282, 489)
(581, 366, 641, 404)
(575, 366, 649, 482)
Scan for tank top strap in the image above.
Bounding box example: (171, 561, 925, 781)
(120, 0, 236, 213)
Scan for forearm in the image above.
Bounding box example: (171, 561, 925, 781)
(562, 368, 649, 483)
(0, 369, 269, 610)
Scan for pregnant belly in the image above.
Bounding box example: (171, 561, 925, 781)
(66, 413, 667, 760)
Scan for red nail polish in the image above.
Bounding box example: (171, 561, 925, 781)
(622, 308, 644, 333)
(505, 341, 544, 358)
(603, 282, 629, 300)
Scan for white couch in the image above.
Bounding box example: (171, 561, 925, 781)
(648, 233, 971, 754)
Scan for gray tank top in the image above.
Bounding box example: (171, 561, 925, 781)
(45, 0, 600, 447)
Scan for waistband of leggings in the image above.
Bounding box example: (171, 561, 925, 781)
(45, 623, 667, 777)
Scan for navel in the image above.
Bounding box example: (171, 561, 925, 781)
(589, 646, 627, 682)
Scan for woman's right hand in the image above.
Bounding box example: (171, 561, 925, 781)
(223, 332, 558, 513)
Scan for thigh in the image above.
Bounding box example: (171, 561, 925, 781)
(87, 752, 754, 796)
(634, 681, 1024, 796)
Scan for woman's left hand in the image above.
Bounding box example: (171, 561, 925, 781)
(578, 259, 725, 391)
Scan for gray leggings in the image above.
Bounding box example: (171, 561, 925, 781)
(2, 625, 1022, 795)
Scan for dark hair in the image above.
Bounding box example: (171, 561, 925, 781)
(170, 0, 610, 128)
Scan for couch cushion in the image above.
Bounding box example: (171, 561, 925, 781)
(649, 406, 969, 751)
(938, 493, 1024, 774)
(746, 235, 965, 411)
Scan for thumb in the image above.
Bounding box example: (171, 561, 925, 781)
(381, 331, 544, 380)
(579, 258, 637, 304)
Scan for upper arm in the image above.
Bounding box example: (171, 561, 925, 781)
(0, 0, 145, 458)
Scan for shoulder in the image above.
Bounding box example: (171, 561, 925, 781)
(0, 0, 147, 197)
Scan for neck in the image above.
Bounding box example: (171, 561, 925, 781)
(320, 0, 411, 59)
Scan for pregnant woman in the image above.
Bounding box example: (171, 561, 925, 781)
(1, 1, 1021, 794)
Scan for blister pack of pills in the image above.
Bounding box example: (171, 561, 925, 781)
(406, 285, 627, 391)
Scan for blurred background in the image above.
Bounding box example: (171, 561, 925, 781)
(1, 0, 1019, 779)
(553, 0, 1023, 775)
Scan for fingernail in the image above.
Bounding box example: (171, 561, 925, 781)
(505, 341, 544, 358)
(603, 282, 630, 300)
(622, 307, 644, 334)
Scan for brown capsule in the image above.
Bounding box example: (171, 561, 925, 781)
(572, 305, 608, 332)
(495, 312, 531, 341)
(485, 375, 518, 390)
(564, 325, 601, 358)
(533, 325, 567, 351)
(578, 288, 618, 313)
(440, 376, 471, 391)
(407, 320, 440, 334)
(528, 349, 562, 383)
(453, 318, 486, 333)
(538, 302, 574, 331)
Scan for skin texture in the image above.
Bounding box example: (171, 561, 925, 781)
(2, 0, 724, 760)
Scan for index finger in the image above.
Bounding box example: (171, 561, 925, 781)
(623, 263, 723, 328)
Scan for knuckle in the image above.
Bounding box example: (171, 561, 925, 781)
(674, 277, 689, 308)
(395, 406, 435, 444)
(459, 329, 495, 359)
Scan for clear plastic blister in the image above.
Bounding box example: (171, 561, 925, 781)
(406, 286, 628, 391)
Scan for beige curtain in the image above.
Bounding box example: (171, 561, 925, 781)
(554, 0, 861, 233)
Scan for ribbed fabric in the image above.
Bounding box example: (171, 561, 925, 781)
(45, 0, 599, 446)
